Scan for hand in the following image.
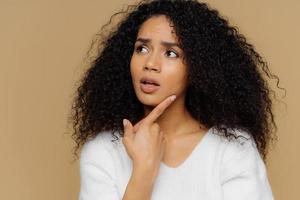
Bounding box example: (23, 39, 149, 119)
(122, 95, 176, 170)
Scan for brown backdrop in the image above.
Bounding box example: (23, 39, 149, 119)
(0, 0, 298, 199)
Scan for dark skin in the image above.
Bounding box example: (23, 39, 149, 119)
(122, 95, 177, 200)
(122, 94, 208, 200)
(128, 98, 208, 168)
(122, 16, 209, 199)
(127, 15, 209, 169)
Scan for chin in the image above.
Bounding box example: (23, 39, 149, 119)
(135, 89, 165, 106)
(133, 82, 176, 106)
(137, 93, 161, 107)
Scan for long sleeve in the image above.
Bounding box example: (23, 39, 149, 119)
(79, 134, 121, 200)
(220, 134, 274, 200)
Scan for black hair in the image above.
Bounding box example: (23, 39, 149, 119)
(68, 0, 286, 162)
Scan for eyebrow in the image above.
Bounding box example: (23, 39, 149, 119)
(135, 37, 181, 49)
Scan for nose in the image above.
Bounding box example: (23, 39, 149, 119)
(143, 52, 161, 73)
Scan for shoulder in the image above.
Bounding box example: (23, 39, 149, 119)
(80, 130, 120, 164)
(209, 126, 256, 158)
(221, 127, 257, 163)
(219, 127, 268, 182)
(216, 128, 275, 199)
(79, 131, 123, 199)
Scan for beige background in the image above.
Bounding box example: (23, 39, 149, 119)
(0, 0, 298, 199)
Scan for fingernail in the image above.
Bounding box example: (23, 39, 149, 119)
(123, 119, 127, 126)
(170, 95, 176, 101)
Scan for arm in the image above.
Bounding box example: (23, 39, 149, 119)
(79, 161, 121, 200)
(220, 136, 275, 200)
(79, 137, 121, 200)
(122, 165, 157, 200)
(79, 134, 157, 200)
(80, 161, 156, 200)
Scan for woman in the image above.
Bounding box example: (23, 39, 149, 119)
(70, 0, 285, 199)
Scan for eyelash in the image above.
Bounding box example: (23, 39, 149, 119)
(134, 45, 179, 58)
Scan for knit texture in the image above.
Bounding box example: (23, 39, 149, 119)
(79, 126, 274, 200)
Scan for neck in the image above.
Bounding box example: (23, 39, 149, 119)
(143, 94, 205, 140)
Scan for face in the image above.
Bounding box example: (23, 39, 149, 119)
(130, 15, 189, 107)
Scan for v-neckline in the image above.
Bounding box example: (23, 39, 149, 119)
(160, 126, 213, 171)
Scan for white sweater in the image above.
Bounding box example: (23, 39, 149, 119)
(79, 126, 275, 200)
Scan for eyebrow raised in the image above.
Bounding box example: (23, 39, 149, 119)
(135, 37, 181, 49)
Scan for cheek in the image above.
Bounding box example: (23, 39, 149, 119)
(164, 66, 188, 86)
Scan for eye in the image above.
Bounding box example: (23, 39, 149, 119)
(135, 45, 148, 54)
(166, 50, 179, 58)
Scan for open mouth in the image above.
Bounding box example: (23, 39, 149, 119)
(140, 81, 160, 93)
(140, 80, 160, 86)
(140, 77, 160, 86)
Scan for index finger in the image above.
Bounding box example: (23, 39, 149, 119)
(143, 95, 176, 125)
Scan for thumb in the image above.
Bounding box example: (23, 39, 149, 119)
(123, 119, 134, 139)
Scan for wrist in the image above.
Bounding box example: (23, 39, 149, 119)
(132, 164, 158, 184)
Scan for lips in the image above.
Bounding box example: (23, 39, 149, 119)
(140, 76, 160, 93)
(140, 77, 160, 86)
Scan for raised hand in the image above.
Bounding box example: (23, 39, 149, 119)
(122, 95, 176, 172)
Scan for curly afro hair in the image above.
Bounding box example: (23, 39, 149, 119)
(68, 0, 286, 162)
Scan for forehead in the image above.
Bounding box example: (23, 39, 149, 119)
(137, 15, 177, 41)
